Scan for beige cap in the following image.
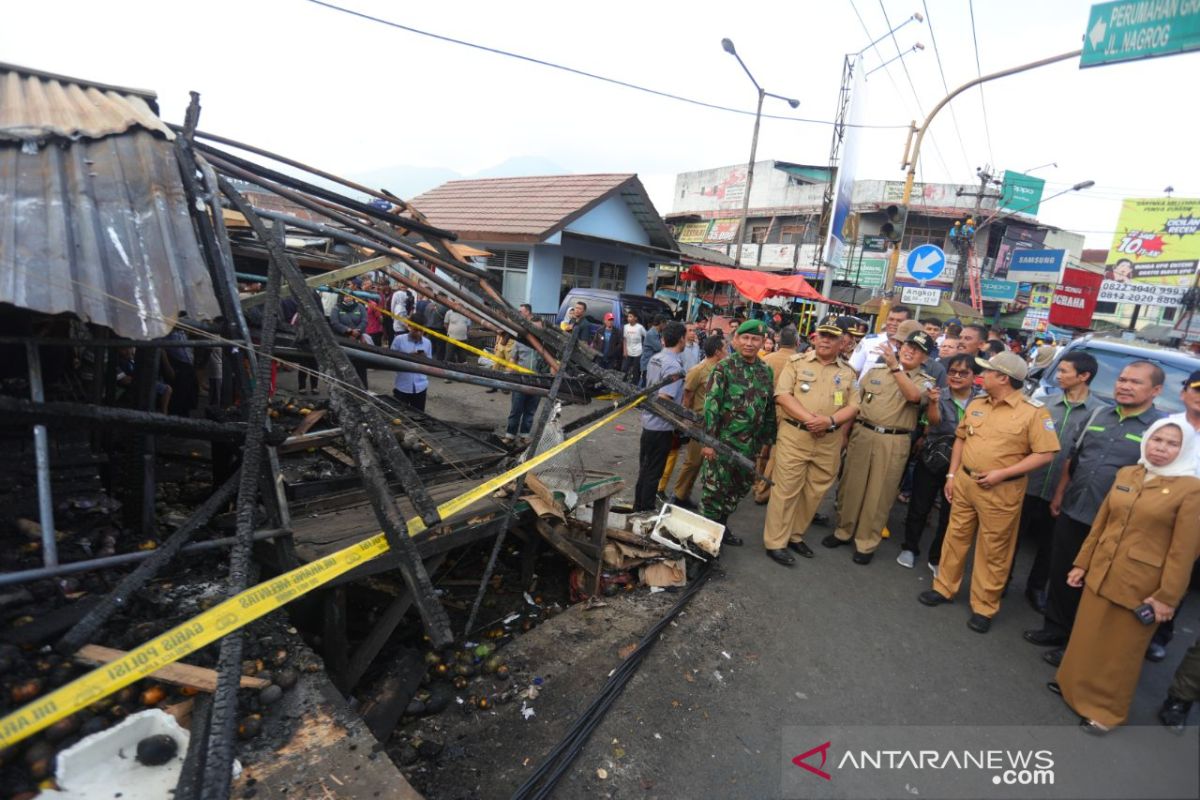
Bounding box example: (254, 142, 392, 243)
(895, 319, 922, 341)
(976, 351, 1029, 381)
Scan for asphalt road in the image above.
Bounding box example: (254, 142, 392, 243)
(363, 373, 1198, 799)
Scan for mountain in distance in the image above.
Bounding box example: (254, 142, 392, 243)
(348, 155, 567, 200)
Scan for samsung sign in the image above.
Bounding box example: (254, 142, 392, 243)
(1007, 249, 1065, 284)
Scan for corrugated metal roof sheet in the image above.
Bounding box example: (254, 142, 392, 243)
(0, 63, 172, 143)
(0, 64, 219, 339)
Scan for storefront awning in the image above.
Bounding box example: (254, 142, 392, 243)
(680, 264, 833, 304)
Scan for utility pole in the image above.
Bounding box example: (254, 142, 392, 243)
(733, 88, 764, 269)
(952, 166, 1003, 302)
(876, 48, 1081, 331)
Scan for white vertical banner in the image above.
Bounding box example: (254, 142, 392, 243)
(821, 62, 865, 270)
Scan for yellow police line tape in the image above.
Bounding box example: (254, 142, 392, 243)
(335, 290, 536, 375)
(0, 397, 643, 750)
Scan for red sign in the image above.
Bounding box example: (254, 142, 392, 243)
(1049, 267, 1103, 328)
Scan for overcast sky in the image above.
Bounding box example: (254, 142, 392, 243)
(6, 0, 1197, 248)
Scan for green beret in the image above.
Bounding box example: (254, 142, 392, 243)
(736, 319, 768, 336)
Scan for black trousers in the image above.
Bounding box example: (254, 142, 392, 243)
(1017, 495, 1055, 590)
(635, 429, 675, 512)
(901, 459, 951, 562)
(393, 388, 427, 412)
(622, 355, 642, 386)
(1041, 514, 1093, 636)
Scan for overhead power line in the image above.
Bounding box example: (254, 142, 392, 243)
(921, 0, 973, 176)
(968, 0, 997, 166)
(877, 0, 955, 178)
(302, 0, 909, 129)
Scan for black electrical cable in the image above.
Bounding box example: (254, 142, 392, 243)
(302, 0, 907, 130)
(511, 560, 715, 800)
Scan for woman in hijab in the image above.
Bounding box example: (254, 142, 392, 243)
(1050, 419, 1200, 733)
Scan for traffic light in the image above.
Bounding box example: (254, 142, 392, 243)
(880, 204, 908, 245)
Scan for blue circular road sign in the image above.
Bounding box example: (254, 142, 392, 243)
(906, 244, 947, 282)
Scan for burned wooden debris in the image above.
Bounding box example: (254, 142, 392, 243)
(0, 61, 730, 800)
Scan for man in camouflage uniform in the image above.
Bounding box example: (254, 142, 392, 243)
(699, 319, 776, 546)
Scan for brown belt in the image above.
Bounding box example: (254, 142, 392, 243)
(855, 418, 911, 436)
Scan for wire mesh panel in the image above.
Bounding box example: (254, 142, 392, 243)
(528, 402, 587, 492)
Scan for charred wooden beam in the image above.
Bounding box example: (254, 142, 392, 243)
(0, 396, 286, 443)
(218, 176, 453, 649)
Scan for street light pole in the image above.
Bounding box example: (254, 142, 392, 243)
(875, 48, 1081, 330)
(734, 88, 765, 268)
(722, 37, 799, 269)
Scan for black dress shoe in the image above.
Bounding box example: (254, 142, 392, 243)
(852, 551, 874, 565)
(821, 533, 849, 549)
(1047, 681, 1062, 696)
(967, 613, 992, 633)
(1146, 642, 1167, 662)
(1023, 629, 1067, 647)
(766, 548, 795, 566)
(1159, 696, 1193, 732)
(722, 531, 744, 547)
(787, 540, 815, 558)
(811, 512, 831, 526)
(918, 590, 951, 606)
(1043, 648, 1063, 667)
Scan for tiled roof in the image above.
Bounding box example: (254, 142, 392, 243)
(1081, 248, 1109, 263)
(411, 174, 674, 247)
(0, 62, 172, 142)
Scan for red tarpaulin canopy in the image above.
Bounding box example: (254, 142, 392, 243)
(680, 264, 833, 304)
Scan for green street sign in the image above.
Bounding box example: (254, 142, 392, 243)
(1081, 0, 1200, 68)
(1000, 171, 1045, 215)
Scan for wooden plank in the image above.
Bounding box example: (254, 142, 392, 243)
(344, 554, 445, 690)
(74, 645, 269, 692)
(323, 587, 350, 691)
(291, 408, 328, 437)
(321, 446, 357, 467)
(241, 256, 394, 308)
(590, 496, 610, 597)
(535, 518, 598, 575)
(279, 428, 345, 453)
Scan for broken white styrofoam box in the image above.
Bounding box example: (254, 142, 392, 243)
(649, 503, 724, 559)
(38, 709, 240, 800)
(629, 510, 664, 538)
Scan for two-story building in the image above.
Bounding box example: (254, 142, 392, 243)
(669, 161, 1084, 307)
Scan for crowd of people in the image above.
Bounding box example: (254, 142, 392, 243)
(635, 304, 1200, 736)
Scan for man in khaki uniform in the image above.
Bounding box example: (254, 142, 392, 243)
(919, 351, 1059, 633)
(825, 330, 937, 564)
(753, 326, 804, 504)
(763, 320, 859, 566)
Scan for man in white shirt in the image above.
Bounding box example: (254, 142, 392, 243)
(390, 285, 415, 334)
(622, 311, 647, 384)
(849, 305, 912, 376)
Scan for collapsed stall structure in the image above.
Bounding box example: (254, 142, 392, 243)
(0, 63, 767, 799)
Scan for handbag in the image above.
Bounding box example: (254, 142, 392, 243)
(918, 433, 955, 476)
